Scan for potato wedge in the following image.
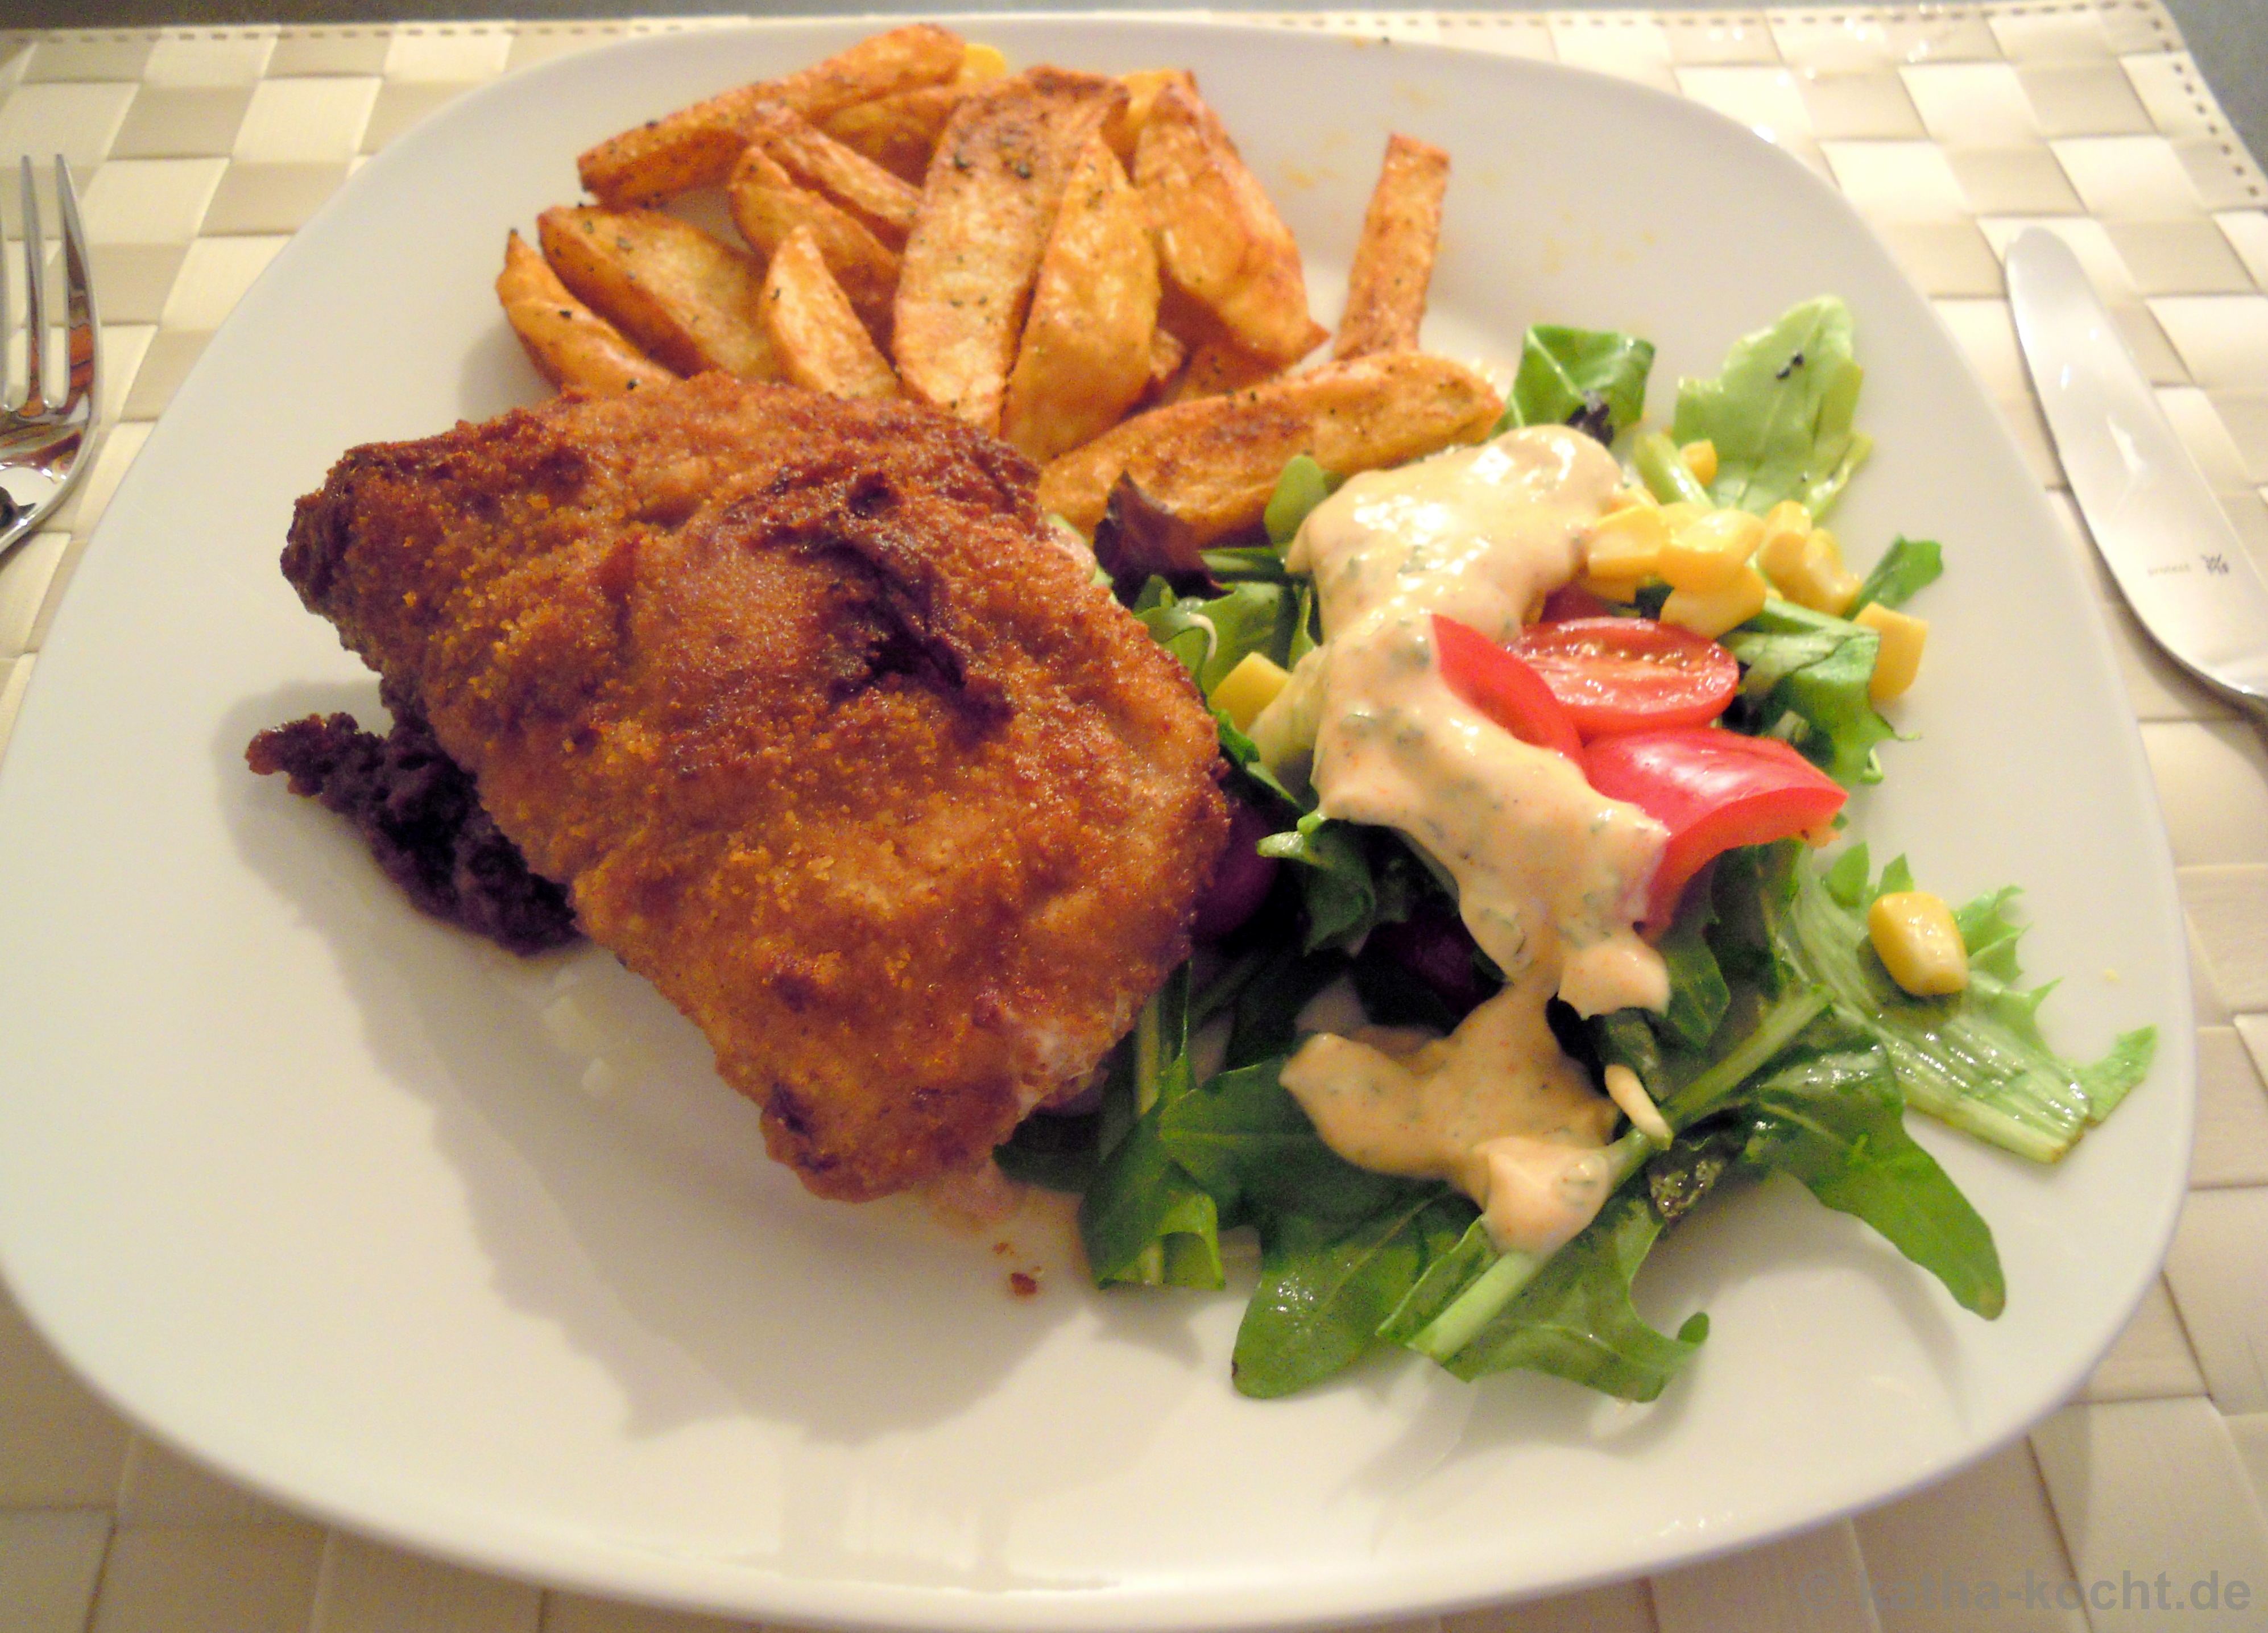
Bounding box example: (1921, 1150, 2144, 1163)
(999, 133, 1159, 463)
(1136, 84, 1322, 368)
(745, 104, 921, 250)
(893, 67, 1124, 434)
(818, 42, 1004, 184)
(726, 147, 899, 344)
(1333, 134, 1450, 360)
(578, 23, 965, 206)
(761, 226, 899, 400)
(1165, 333, 1281, 404)
(822, 83, 970, 184)
(1037, 352, 1503, 542)
(537, 205, 780, 381)
(1102, 68, 1197, 164)
(496, 231, 681, 397)
(1145, 326, 1189, 398)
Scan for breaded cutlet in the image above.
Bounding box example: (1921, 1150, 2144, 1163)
(282, 373, 1230, 1200)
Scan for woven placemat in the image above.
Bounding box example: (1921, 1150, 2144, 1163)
(1, 6, 2265, 1630)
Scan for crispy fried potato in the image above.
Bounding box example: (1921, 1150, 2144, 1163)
(822, 83, 971, 184)
(894, 67, 1124, 434)
(1102, 69, 1197, 164)
(1037, 352, 1502, 541)
(1145, 326, 1189, 398)
(746, 104, 921, 250)
(496, 231, 681, 398)
(1165, 332, 1281, 404)
(1000, 134, 1159, 463)
(1136, 84, 1322, 369)
(727, 148, 899, 344)
(578, 23, 965, 206)
(819, 42, 1004, 184)
(1333, 134, 1450, 360)
(761, 226, 900, 400)
(537, 206, 780, 382)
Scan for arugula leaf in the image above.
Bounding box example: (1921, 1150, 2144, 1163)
(1159, 1057, 1418, 1226)
(1495, 326, 1657, 442)
(1722, 597, 1896, 786)
(993, 1106, 1103, 1193)
(1077, 969, 1224, 1287)
(1441, 1183, 1708, 1399)
(1740, 1045, 2005, 1316)
(1657, 884, 1732, 1049)
(1255, 812, 1430, 953)
(1078, 1106, 1224, 1287)
(1234, 1194, 1474, 1398)
(1672, 296, 1873, 518)
(1222, 943, 1348, 1070)
(1763, 844, 2156, 1163)
(1853, 536, 1943, 613)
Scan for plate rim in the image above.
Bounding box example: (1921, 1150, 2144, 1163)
(0, 14, 2196, 1629)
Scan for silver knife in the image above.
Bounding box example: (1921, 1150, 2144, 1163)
(2006, 227, 2268, 724)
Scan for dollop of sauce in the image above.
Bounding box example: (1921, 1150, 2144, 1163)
(1264, 426, 1669, 1254)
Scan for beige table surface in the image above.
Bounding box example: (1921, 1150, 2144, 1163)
(3, 5, 2267, 1630)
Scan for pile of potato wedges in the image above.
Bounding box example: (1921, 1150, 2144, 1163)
(498, 23, 1507, 549)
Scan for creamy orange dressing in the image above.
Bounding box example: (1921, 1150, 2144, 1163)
(1263, 426, 1669, 1253)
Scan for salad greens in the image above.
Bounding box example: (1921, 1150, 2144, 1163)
(1671, 294, 1873, 517)
(999, 295, 2154, 1403)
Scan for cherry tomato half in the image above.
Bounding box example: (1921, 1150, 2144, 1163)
(1585, 727, 1847, 929)
(1510, 617, 1740, 740)
(1432, 615, 1586, 767)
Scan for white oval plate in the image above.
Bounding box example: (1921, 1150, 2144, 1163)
(0, 18, 2191, 1630)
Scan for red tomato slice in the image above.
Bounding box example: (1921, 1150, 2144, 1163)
(1432, 615, 1585, 767)
(1537, 584, 1617, 624)
(1510, 617, 1740, 739)
(1585, 727, 1847, 929)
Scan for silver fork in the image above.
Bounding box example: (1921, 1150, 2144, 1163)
(1, 156, 99, 565)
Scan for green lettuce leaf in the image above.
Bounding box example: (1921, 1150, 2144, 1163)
(1672, 296, 1873, 517)
(1722, 597, 1896, 786)
(1134, 577, 1306, 694)
(1853, 535, 1943, 613)
(1265, 454, 1342, 547)
(1765, 844, 2155, 1162)
(1495, 326, 1657, 441)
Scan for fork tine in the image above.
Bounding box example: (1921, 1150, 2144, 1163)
(18, 156, 46, 416)
(53, 158, 96, 421)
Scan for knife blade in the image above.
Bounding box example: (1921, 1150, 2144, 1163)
(2006, 227, 2268, 722)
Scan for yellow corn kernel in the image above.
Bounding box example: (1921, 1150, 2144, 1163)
(1756, 525, 1810, 586)
(1579, 572, 1646, 604)
(1855, 603, 1927, 702)
(1661, 564, 1769, 640)
(1868, 891, 1969, 997)
(1679, 439, 1719, 486)
(1770, 530, 1863, 615)
(1659, 507, 1764, 593)
(1657, 501, 1706, 534)
(1211, 651, 1292, 732)
(1586, 503, 1668, 581)
(959, 42, 1010, 81)
(1762, 498, 1812, 536)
